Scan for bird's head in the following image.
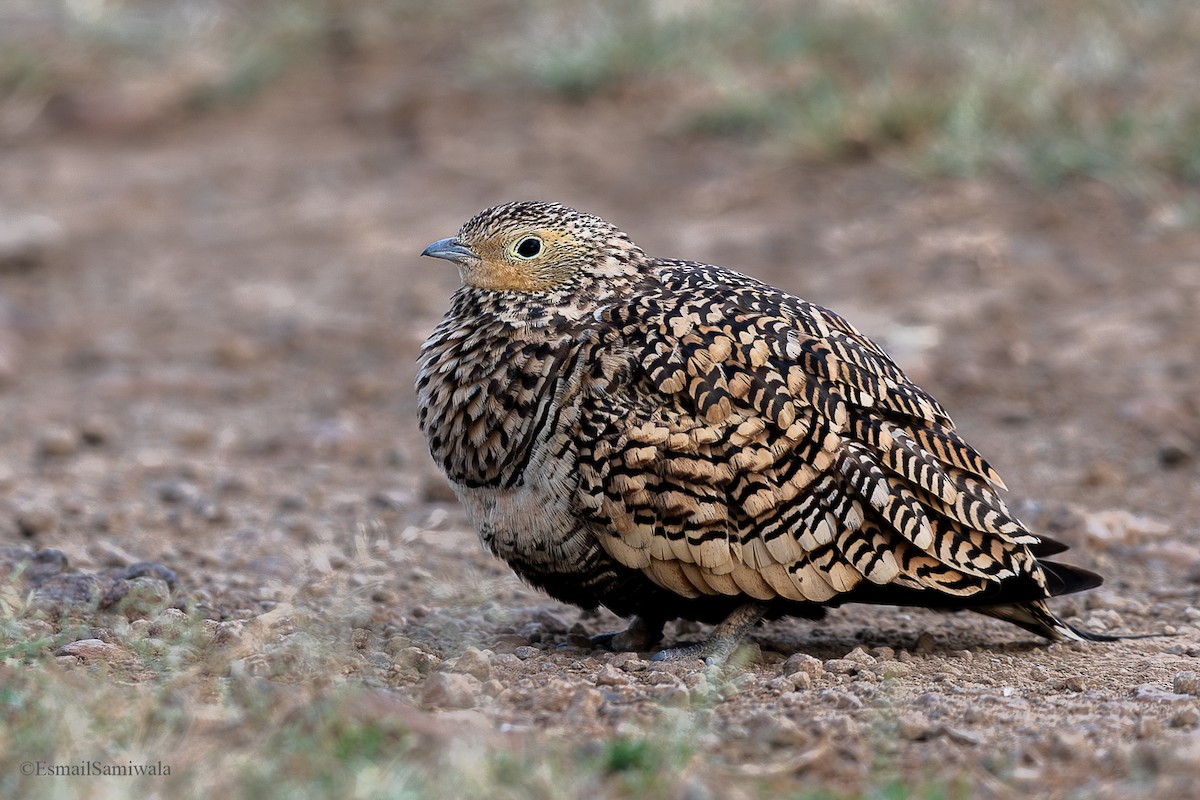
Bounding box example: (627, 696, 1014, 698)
(421, 201, 645, 293)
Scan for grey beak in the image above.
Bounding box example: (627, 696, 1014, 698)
(421, 237, 477, 265)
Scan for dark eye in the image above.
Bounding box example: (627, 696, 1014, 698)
(515, 237, 542, 258)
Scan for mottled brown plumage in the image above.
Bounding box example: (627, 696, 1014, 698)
(417, 201, 1111, 662)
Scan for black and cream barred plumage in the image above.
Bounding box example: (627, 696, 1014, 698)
(417, 201, 1112, 662)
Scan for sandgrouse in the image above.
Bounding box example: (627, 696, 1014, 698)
(417, 201, 1111, 663)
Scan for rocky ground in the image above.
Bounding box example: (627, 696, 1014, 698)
(2, 73, 1200, 799)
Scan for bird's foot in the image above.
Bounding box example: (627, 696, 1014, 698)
(587, 615, 665, 652)
(649, 602, 766, 666)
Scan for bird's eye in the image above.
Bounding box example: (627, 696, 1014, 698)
(514, 237, 543, 259)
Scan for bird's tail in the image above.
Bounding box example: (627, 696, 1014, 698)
(974, 600, 1162, 642)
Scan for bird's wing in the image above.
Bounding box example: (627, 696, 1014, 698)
(577, 262, 1052, 605)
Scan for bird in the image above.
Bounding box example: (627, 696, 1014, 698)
(416, 200, 1114, 663)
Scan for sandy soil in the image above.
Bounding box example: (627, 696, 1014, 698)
(3, 74, 1200, 798)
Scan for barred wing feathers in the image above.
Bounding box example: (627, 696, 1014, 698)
(577, 262, 1065, 609)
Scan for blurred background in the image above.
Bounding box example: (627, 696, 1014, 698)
(2, 2, 1200, 798)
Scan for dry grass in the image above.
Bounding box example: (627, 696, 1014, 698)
(0, 580, 964, 800)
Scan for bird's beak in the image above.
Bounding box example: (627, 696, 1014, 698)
(421, 237, 478, 266)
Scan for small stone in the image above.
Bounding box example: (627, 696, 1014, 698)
(36, 426, 79, 458)
(914, 632, 937, 653)
(79, 417, 115, 446)
(15, 504, 58, 537)
(1135, 717, 1163, 739)
(1030, 666, 1052, 682)
(1173, 671, 1200, 696)
(213, 335, 260, 368)
(120, 577, 172, 619)
(658, 685, 690, 707)
(874, 662, 913, 679)
(597, 664, 630, 686)
(568, 687, 603, 715)
(1134, 684, 1191, 702)
(513, 645, 539, 660)
(351, 628, 371, 651)
(155, 479, 199, 504)
(824, 659, 860, 675)
(766, 676, 795, 693)
(421, 672, 481, 709)
(122, 562, 178, 590)
(781, 653, 824, 678)
(0, 214, 66, 270)
(54, 638, 128, 663)
(395, 647, 440, 675)
(646, 670, 680, 686)
(1064, 676, 1087, 692)
(898, 716, 929, 740)
(844, 647, 876, 666)
(212, 620, 246, 646)
(148, 608, 190, 641)
(450, 647, 492, 681)
(818, 688, 863, 710)
(1170, 708, 1200, 728)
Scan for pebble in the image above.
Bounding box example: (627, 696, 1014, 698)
(0, 214, 65, 270)
(394, 647, 440, 675)
(1064, 676, 1087, 693)
(844, 647, 877, 666)
(1133, 684, 1192, 702)
(898, 716, 930, 740)
(78, 417, 115, 446)
(657, 684, 690, 707)
(1170, 708, 1200, 728)
(123, 562, 178, 589)
(766, 676, 796, 693)
(212, 620, 246, 646)
(1173, 671, 1200, 696)
(36, 426, 79, 458)
(817, 688, 863, 710)
(873, 662, 912, 679)
(421, 672, 481, 709)
(513, 646, 539, 660)
(147, 607, 189, 639)
(15, 504, 59, 537)
(568, 687, 603, 715)
(780, 653, 824, 678)
(54, 638, 129, 663)
(1135, 717, 1164, 739)
(596, 664, 630, 686)
(121, 577, 172, 619)
(824, 658, 861, 675)
(450, 647, 492, 681)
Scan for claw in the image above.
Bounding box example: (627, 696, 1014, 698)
(648, 602, 766, 665)
(587, 615, 665, 653)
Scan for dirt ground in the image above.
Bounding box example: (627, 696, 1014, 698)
(3, 71, 1200, 798)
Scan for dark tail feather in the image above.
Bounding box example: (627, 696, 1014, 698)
(1038, 559, 1103, 597)
(1027, 535, 1071, 557)
(976, 599, 1169, 642)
